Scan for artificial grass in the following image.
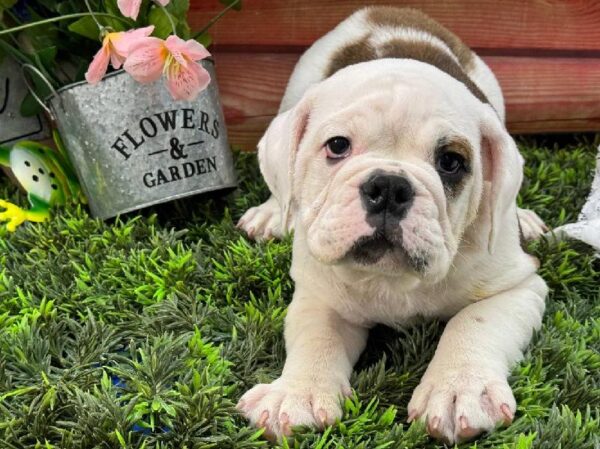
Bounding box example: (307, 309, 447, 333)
(0, 137, 598, 449)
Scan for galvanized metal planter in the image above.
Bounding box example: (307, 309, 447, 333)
(44, 59, 236, 219)
(0, 58, 49, 145)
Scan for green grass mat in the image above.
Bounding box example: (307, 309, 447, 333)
(0, 138, 598, 448)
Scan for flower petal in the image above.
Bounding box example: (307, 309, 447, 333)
(164, 35, 189, 67)
(165, 62, 210, 101)
(111, 26, 155, 58)
(110, 51, 126, 70)
(85, 44, 111, 84)
(124, 38, 167, 83)
(165, 35, 211, 63)
(191, 62, 211, 92)
(182, 39, 212, 61)
(117, 0, 142, 20)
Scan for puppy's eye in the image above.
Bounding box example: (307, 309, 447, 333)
(436, 151, 466, 175)
(325, 136, 351, 159)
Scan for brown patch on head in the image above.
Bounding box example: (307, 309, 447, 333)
(326, 38, 376, 78)
(366, 6, 474, 71)
(379, 40, 488, 103)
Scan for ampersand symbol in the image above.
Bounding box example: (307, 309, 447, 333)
(169, 137, 188, 160)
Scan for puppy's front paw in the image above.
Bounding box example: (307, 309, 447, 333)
(237, 378, 350, 440)
(517, 208, 549, 241)
(237, 196, 285, 241)
(407, 368, 515, 444)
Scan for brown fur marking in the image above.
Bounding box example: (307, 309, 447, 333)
(325, 9, 487, 104)
(379, 40, 488, 103)
(366, 6, 474, 70)
(326, 38, 376, 79)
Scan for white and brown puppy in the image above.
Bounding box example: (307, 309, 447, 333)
(236, 7, 548, 444)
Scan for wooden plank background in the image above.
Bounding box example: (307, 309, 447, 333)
(190, 0, 600, 148)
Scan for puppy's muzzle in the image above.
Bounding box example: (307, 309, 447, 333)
(351, 172, 415, 264)
(360, 172, 414, 226)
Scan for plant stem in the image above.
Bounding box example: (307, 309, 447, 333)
(0, 13, 130, 36)
(154, 1, 177, 35)
(83, 0, 104, 33)
(191, 0, 241, 39)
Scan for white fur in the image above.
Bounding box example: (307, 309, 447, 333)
(237, 8, 548, 444)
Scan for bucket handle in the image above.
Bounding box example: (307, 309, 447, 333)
(21, 64, 62, 122)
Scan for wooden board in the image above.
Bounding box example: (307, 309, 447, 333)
(191, 0, 600, 53)
(213, 52, 600, 149)
(190, 0, 600, 140)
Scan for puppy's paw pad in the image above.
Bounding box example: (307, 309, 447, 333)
(237, 379, 347, 440)
(237, 197, 285, 241)
(517, 208, 548, 241)
(407, 369, 516, 444)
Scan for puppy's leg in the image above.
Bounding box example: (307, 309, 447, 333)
(517, 208, 548, 240)
(237, 195, 290, 240)
(237, 295, 368, 439)
(408, 274, 547, 444)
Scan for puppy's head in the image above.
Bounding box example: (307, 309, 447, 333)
(259, 59, 522, 283)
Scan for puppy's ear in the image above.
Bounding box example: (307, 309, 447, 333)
(257, 98, 312, 231)
(479, 106, 524, 253)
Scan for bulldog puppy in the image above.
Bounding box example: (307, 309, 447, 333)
(237, 7, 548, 444)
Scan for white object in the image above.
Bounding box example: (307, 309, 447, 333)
(554, 148, 600, 252)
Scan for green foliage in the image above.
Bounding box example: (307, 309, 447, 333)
(0, 140, 598, 448)
(0, 0, 240, 116)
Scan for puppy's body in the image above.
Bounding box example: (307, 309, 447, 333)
(237, 7, 547, 444)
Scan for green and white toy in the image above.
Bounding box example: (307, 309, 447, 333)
(0, 132, 84, 231)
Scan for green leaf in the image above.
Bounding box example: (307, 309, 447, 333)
(167, 0, 190, 19)
(195, 33, 212, 48)
(20, 92, 43, 117)
(176, 20, 191, 40)
(114, 429, 127, 448)
(219, 0, 242, 11)
(148, 7, 177, 39)
(146, 0, 190, 38)
(103, 0, 122, 17)
(68, 16, 103, 41)
(163, 403, 176, 416)
(35, 46, 57, 68)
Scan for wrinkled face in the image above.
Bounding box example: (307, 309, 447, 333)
(293, 77, 485, 283)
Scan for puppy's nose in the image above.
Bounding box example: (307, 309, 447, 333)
(360, 173, 414, 218)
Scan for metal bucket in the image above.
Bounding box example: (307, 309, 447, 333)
(41, 60, 236, 219)
(0, 58, 49, 145)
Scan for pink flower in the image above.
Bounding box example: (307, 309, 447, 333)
(117, 0, 170, 20)
(85, 26, 154, 84)
(124, 35, 211, 101)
